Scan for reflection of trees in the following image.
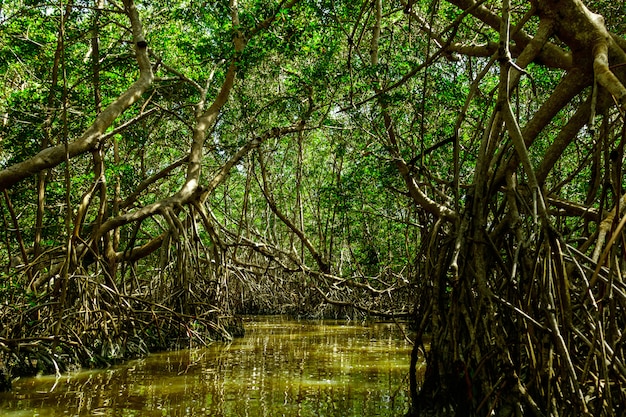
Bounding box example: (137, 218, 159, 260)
(1, 320, 409, 415)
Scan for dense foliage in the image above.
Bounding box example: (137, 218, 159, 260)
(1, 0, 626, 415)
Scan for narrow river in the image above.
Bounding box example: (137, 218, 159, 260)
(0, 316, 414, 416)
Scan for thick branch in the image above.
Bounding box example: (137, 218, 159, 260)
(448, 0, 572, 69)
(0, 0, 153, 191)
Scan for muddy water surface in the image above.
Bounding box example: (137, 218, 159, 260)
(0, 316, 414, 416)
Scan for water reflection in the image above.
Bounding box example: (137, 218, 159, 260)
(0, 317, 412, 416)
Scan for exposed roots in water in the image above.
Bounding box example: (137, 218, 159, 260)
(0, 201, 411, 391)
(0, 231, 242, 391)
(406, 209, 626, 417)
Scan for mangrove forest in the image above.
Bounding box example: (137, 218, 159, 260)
(1, 0, 626, 415)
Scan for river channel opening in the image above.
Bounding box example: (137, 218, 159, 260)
(0, 316, 416, 416)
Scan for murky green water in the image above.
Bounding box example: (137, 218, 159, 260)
(0, 317, 413, 416)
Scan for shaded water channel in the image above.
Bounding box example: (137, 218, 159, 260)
(0, 316, 414, 416)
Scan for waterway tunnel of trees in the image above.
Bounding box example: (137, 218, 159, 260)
(1, 0, 626, 416)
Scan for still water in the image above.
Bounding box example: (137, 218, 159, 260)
(0, 316, 413, 416)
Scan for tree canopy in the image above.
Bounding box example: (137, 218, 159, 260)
(1, 0, 626, 415)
